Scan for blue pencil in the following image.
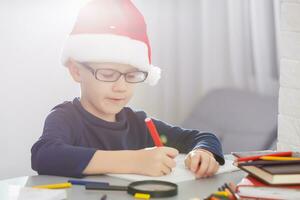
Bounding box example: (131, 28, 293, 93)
(68, 179, 109, 186)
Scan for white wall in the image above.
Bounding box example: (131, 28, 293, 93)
(0, 0, 86, 179)
(277, 0, 300, 151)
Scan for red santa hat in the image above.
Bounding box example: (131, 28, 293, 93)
(61, 0, 161, 85)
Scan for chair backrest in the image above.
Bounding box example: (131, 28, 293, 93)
(182, 88, 278, 154)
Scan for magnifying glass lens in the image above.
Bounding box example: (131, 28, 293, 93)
(133, 183, 175, 191)
(128, 180, 178, 198)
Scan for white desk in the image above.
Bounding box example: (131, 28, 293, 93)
(0, 170, 246, 199)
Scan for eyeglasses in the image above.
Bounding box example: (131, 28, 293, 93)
(79, 63, 148, 83)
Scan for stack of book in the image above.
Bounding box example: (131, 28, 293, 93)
(233, 150, 300, 199)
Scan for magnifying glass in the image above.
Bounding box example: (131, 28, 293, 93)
(85, 180, 178, 198)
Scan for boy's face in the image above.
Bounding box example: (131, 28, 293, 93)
(69, 60, 139, 120)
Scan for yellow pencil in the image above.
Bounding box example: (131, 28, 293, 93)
(134, 193, 151, 199)
(213, 191, 229, 197)
(32, 182, 72, 189)
(260, 156, 300, 161)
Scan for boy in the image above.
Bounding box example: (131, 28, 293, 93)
(31, 0, 224, 178)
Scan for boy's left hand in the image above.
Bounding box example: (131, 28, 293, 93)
(184, 149, 219, 178)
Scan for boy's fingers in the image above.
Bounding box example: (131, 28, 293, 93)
(184, 156, 191, 169)
(205, 157, 218, 177)
(164, 156, 176, 168)
(163, 147, 179, 158)
(161, 164, 172, 175)
(213, 162, 220, 174)
(195, 154, 210, 178)
(190, 152, 201, 172)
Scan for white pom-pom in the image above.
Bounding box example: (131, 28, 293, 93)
(145, 65, 161, 86)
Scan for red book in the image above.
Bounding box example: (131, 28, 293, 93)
(237, 176, 300, 199)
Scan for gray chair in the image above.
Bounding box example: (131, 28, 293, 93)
(182, 88, 278, 154)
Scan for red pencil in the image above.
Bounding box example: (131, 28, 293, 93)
(145, 118, 163, 147)
(237, 151, 292, 162)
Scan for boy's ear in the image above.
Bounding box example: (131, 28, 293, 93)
(66, 59, 82, 83)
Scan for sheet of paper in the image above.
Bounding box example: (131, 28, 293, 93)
(0, 184, 66, 200)
(108, 154, 239, 183)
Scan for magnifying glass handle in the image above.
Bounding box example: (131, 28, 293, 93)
(86, 183, 128, 191)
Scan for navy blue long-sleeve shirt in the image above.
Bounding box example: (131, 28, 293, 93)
(31, 98, 224, 177)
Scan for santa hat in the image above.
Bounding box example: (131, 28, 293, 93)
(61, 0, 161, 85)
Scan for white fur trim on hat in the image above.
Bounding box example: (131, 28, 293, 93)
(61, 34, 161, 85)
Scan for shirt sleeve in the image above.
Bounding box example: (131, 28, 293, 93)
(31, 109, 96, 177)
(152, 119, 225, 165)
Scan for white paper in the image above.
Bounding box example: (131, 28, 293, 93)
(108, 154, 239, 183)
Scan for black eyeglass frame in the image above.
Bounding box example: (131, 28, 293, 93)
(79, 62, 148, 83)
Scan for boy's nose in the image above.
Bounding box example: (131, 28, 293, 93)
(112, 75, 127, 92)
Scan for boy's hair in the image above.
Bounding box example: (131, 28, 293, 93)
(61, 0, 161, 85)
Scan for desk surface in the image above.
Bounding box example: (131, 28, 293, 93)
(0, 170, 246, 199)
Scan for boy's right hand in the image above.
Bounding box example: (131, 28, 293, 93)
(134, 147, 179, 177)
